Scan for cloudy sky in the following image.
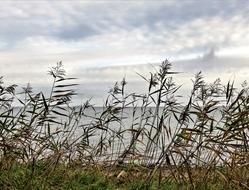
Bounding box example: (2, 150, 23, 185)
(1, 1, 249, 105)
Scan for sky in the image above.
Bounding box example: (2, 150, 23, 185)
(1, 1, 249, 105)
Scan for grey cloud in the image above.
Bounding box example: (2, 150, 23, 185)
(176, 54, 249, 73)
(0, 0, 246, 69)
(0, 1, 248, 44)
(58, 24, 98, 40)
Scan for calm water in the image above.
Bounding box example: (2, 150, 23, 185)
(5, 106, 223, 163)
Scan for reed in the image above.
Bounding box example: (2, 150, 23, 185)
(1, 60, 249, 189)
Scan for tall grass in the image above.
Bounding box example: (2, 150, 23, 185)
(1, 60, 249, 189)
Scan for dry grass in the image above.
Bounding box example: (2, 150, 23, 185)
(1, 60, 249, 189)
